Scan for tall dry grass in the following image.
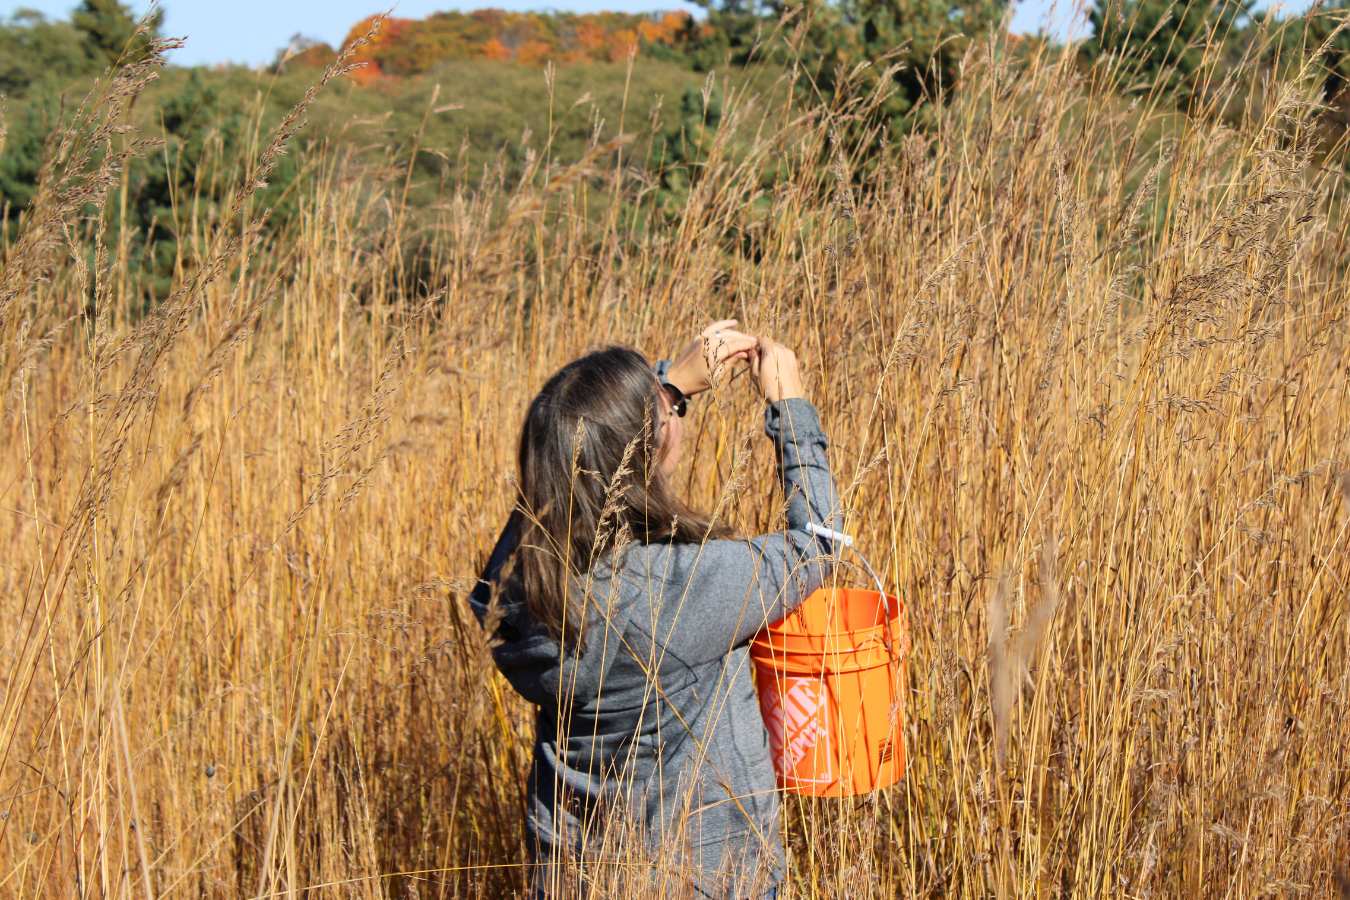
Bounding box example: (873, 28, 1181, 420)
(1, 13, 1348, 898)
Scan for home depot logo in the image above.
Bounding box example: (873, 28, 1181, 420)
(760, 678, 832, 784)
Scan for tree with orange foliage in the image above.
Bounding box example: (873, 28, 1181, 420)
(330, 9, 697, 79)
(481, 37, 511, 61)
(606, 27, 638, 62)
(638, 11, 693, 45)
(340, 14, 415, 83)
(516, 39, 555, 65)
(574, 20, 608, 57)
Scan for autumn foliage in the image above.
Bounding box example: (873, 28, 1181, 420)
(334, 9, 703, 82)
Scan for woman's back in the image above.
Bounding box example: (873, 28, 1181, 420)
(476, 531, 786, 895)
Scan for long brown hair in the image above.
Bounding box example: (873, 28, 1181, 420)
(513, 346, 732, 649)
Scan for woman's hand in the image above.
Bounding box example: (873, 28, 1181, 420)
(666, 320, 758, 396)
(750, 336, 805, 402)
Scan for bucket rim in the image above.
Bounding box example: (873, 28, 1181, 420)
(762, 589, 906, 635)
(751, 654, 905, 675)
(753, 618, 908, 648)
(749, 633, 908, 669)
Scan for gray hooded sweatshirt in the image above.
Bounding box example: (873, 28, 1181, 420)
(468, 382, 842, 899)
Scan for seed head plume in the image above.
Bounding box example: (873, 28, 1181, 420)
(988, 570, 1014, 768)
(988, 533, 1062, 768)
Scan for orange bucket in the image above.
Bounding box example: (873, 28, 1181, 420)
(750, 576, 908, 797)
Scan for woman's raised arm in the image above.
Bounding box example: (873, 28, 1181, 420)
(632, 341, 844, 662)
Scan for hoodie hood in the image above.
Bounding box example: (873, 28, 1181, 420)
(467, 510, 636, 712)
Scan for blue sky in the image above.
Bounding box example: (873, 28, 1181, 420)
(4, 0, 1313, 68)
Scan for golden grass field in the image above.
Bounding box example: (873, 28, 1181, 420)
(0, 18, 1347, 898)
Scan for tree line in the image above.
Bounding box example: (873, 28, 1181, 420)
(2, 0, 1346, 302)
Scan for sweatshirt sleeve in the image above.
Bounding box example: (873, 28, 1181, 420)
(467, 510, 523, 633)
(632, 398, 845, 661)
(763, 397, 841, 538)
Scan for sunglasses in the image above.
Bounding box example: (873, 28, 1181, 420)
(660, 382, 688, 418)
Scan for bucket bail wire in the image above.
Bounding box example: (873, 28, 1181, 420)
(805, 521, 888, 597)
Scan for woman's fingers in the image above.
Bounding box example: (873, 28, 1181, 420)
(701, 319, 738, 339)
(752, 336, 803, 401)
(710, 332, 757, 362)
(702, 330, 756, 383)
(666, 323, 754, 396)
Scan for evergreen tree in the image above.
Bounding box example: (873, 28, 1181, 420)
(0, 10, 101, 95)
(71, 0, 163, 67)
(0, 94, 58, 215)
(686, 0, 770, 70)
(842, 0, 1008, 127)
(696, 0, 1008, 140)
(124, 70, 296, 300)
(657, 83, 724, 201)
(1257, 1, 1350, 104)
(1085, 0, 1253, 101)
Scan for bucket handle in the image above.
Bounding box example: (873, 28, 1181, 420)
(805, 522, 906, 659)
(807, 522, 908, 738)
(805, 522, 888, 599)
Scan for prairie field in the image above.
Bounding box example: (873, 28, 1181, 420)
(1, 20, 1348, 900)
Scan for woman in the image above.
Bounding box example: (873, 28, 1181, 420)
(468, 321, 842, 899)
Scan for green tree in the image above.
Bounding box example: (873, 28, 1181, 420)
(0, 93, 59, 217)
(71, 0, 163, 67)
(1086, 0, 1253, 101)
(697, 0, 1008, 140)
(1257, 2, 1350, 103)
(686, 0, 770, 70)
(843, 0, 1008, 128)
(0, 10, 101, 96)
(120, 70, 304, 300)
(656, 83, 724, 205)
